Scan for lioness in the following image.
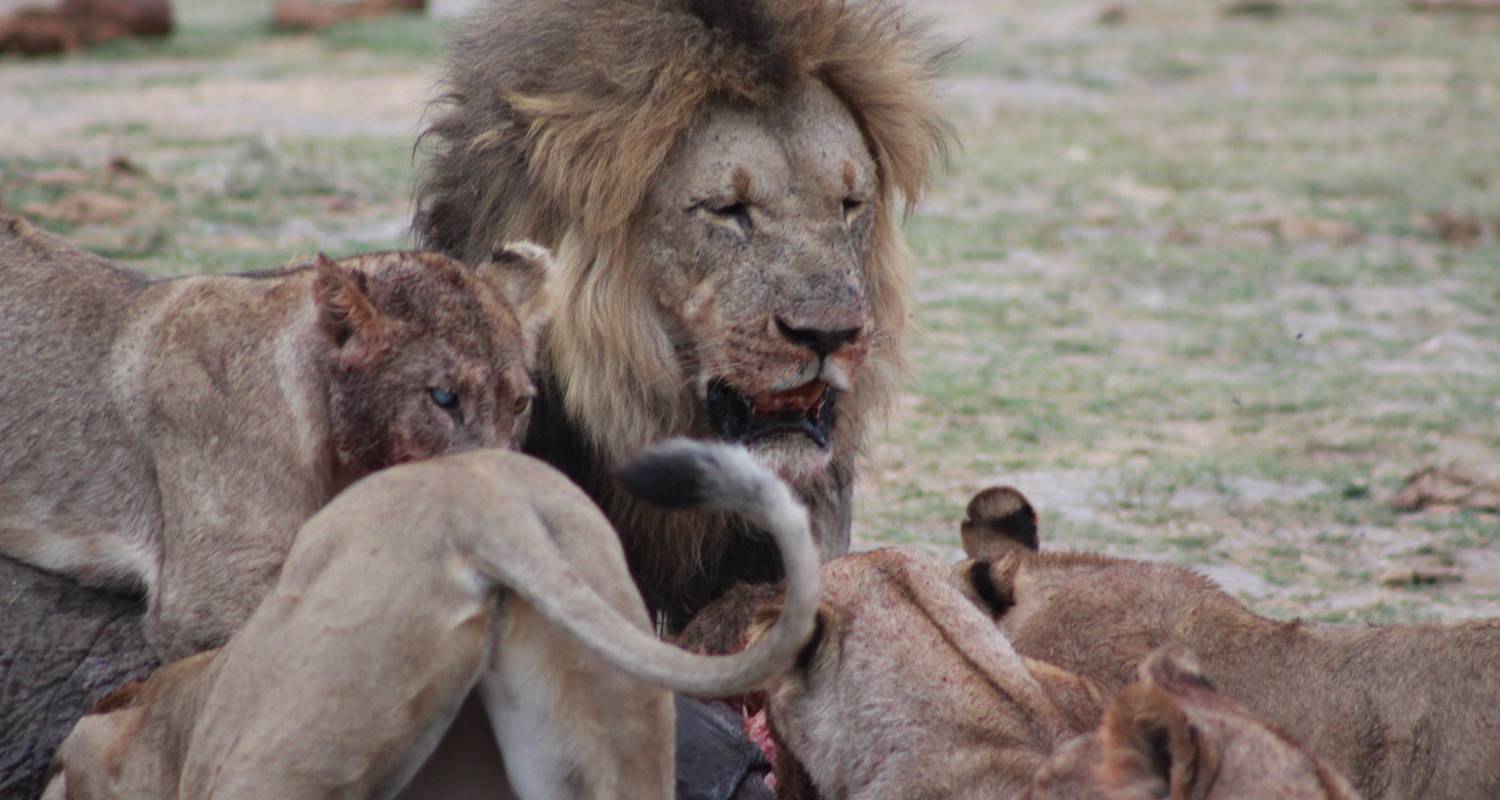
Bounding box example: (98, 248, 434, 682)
(969, 539, 1500, 799)
(1029, 644, 1360, 800)
(46, 440, 820, 800)
(681, 548, 1361, 800)
(0, 215, 549, 659)
(682, 548, 1103, 799)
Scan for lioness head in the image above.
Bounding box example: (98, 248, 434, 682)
(314, 245, 551, 474)
(964, 547, 1239, 692)
(956, 486, 1237, 689)
(1029, 645, 1359, 800)
(683, 549, 1101, 800)
(416, 0, 952, 486)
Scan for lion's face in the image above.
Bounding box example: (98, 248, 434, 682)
(637, 81, 879, 483)
(320, 249, 549, 475)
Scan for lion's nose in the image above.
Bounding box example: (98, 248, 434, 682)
(775, 317, 863, 357)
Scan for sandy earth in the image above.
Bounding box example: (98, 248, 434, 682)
(3, 0, 1498, 624)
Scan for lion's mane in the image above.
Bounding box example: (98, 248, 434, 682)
(415, 0, 952, 621)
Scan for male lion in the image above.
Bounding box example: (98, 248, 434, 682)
(0, 215, 549, 659)
(46, 440, 820, 800)
(415, 0, 954, 624)
(970, 542, 1500, 799)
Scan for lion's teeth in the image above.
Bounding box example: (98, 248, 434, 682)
(751, 380, 828, 417)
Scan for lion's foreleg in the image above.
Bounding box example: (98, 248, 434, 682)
(478, 600, 675, 800)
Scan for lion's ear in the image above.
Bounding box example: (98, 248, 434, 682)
(1097, 676, 1215, 800)
(484, 241, 554, 338)
(960, 485, 1039, 559)
(312, 254, 389, 360)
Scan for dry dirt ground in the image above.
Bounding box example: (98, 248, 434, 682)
(2, 0, 1497, 624)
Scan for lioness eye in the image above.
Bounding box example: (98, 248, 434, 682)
(429, 387, 460, 411)
(512, 394, 533, 415)
(842, 197, 866, 223)
(968, 561, 1014, 617)
(706, 201, 753, 234)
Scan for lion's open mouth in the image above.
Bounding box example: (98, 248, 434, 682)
(737, 696, 821, 800)
(707, 379, 837, 449)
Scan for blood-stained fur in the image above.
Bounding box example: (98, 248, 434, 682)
(45, 441, 819, 800)
(977, 545, 1500, 799)
(0, 215, 550, 658)
(681, 549, 1358, 800)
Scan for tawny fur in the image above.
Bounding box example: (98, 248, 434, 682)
(685, 548, 1104, 800)
(46, 444, 820, 800)
(0, 215, 550, 659)
(415, 0, 954, 624)
(961, 484, 1040, 558)
(982, 546, 1500, 799)
(681, 549, 1357, 800)
(1028, 645, 1361, 800)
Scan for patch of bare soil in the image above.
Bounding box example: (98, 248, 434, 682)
(0, 50, 434, 156)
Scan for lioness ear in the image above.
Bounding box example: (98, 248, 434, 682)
(960, 485, 1039, 559)
(1138, 644, 1214, 693)
(312, 253, 385, 351)
(483, 241, 554, 339)
(1098, 682, 1203, 799)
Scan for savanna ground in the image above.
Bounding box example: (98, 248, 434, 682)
(2, 0, 1497, 624)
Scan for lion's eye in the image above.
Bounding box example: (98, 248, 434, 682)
(842, 197, 866, 224)
(429, 387, 460, 411)
(704, 201, 753, 235)
(512, 394, 533, 415)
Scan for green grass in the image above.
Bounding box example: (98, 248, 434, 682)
(3, 0, 1498, 622)
(864, 0, 1500, 622)
(316, 15, 451, 60)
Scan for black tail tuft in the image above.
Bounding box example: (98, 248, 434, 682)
(615, 443, 715, 510)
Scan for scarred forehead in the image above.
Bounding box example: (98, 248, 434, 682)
(357, 253, 530, 364)
(652, 80, 876, 203)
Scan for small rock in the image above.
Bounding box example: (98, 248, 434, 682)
(1390, 466, 1500, 513)
(323, 195, 359, 213)
(106, 155, 145, 178)
(1224, 0, 1285, 16)
(1416, 210, 1485, 247)
(1097, 3, 1131, 25)
(1165, 223, 1200, 244)
(1377, 563, 1464, 587)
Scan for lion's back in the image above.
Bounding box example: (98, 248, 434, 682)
(0, 215, 159, 588)
(0, 215, 145, 389)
